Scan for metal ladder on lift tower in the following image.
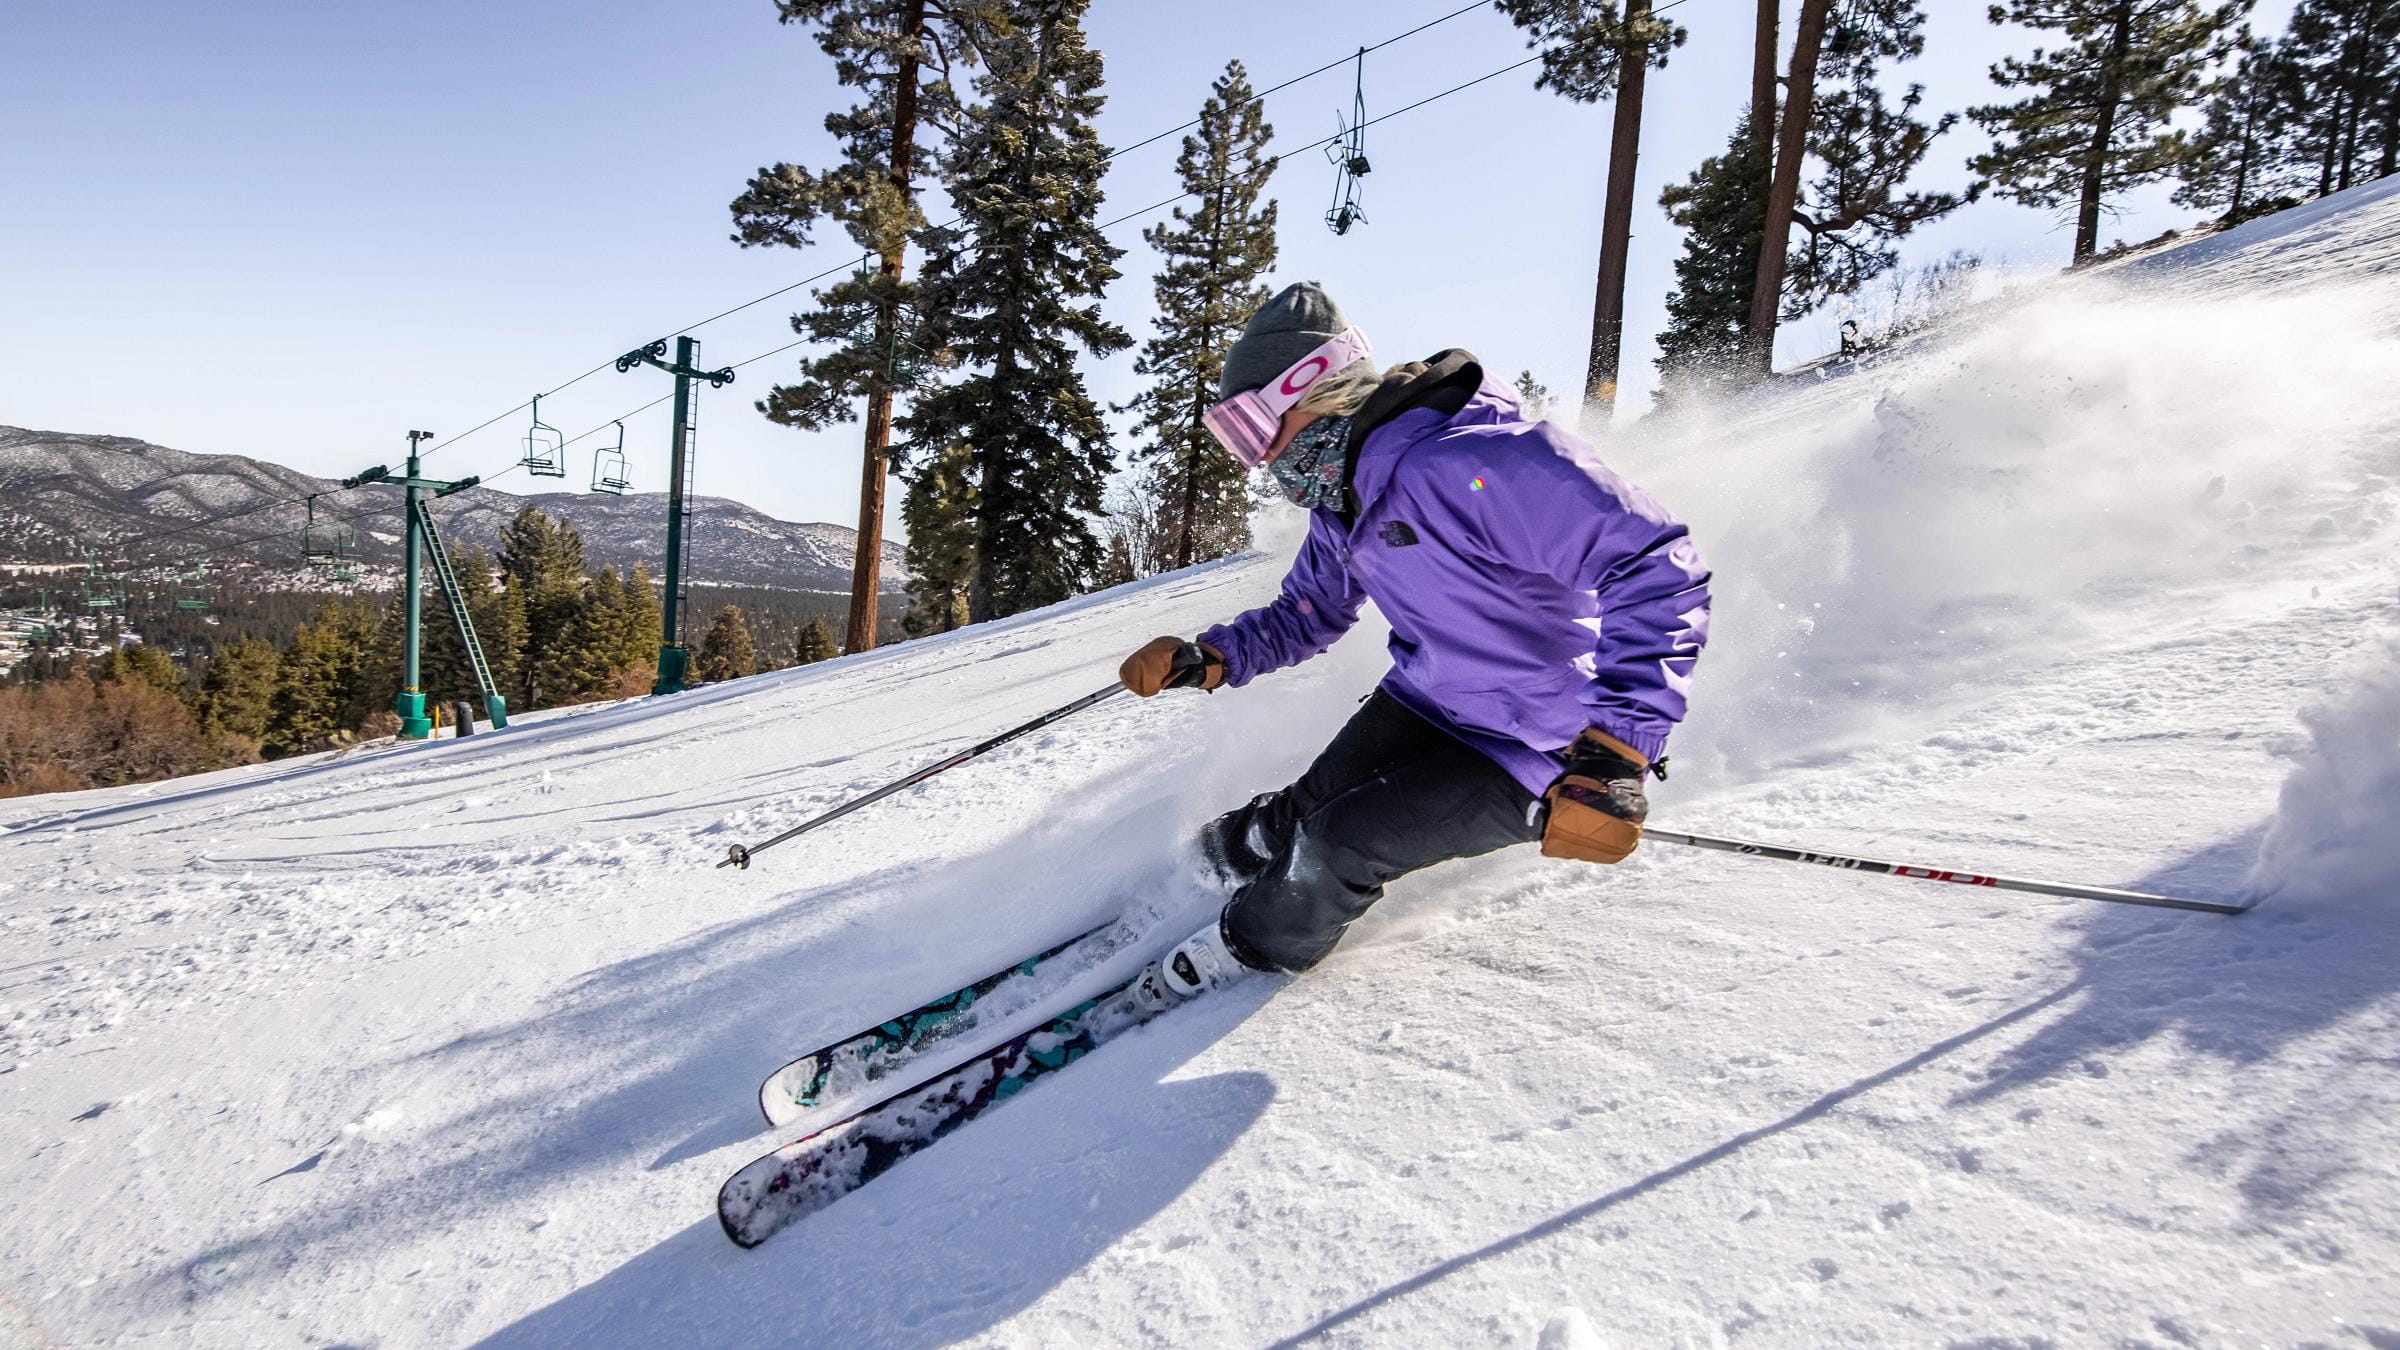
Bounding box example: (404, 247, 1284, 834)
(411, 497, 509, 729)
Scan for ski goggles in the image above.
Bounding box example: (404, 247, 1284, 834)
(1202, 326, 1374, 467)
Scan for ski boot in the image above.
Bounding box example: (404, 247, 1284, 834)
(1160, 919, 1255, 999)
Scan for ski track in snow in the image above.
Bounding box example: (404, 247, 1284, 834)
(3, 178, 2399, 1347)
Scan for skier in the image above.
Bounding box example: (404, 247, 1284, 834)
(1120, 282, 1712, 999)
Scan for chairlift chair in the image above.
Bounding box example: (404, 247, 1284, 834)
(79, 550, 123, 611)
(173, 560, 212, 612)
(302, 497, 340, 566)
(521, 394, 567, 478)
(324, 526, 362, 583)
(591, 420, 631, 495)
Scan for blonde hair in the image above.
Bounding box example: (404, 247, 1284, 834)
(1293, 358, 1386, 418)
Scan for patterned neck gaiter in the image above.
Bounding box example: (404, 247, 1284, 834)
(1268, 415, 1354, 511)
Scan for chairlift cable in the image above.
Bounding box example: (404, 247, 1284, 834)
(414, 0, 1512, 460)
(535, 45, 1557, 454)
(64, 31, 1587, 574)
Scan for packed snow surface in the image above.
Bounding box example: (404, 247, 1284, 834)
(4, 179, 2399, 1347)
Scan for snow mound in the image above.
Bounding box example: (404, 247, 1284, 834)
(1620, 277, 2400, 784)
(2248, 621, 2400, 910)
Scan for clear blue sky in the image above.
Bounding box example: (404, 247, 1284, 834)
(0, 0, 2287, 534)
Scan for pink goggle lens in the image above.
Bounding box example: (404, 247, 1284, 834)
(1203, 392, 1282, 467)
(1202, 326, 1374, 468)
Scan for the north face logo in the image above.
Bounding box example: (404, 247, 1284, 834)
(1379, 520, 1420, 547)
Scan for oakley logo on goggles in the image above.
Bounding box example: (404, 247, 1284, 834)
(1202, 326, 1374, 467)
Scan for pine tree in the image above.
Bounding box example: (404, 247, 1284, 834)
(497, 507, 588, 709)
(267, 598, 378, 755)
(2175, 34, 2307, 221)
(2280, 0, 2400, 196)
(1656, 112, 1771, 400)
(1970, 0, 2245, 264)
(899, 441, 978, 636)
(698, 604, 760, 683)
(1781, 2, 1973, 317)
(610, 563, 664, 675)
(420, 545, 519, 710)
(551, 567, 631, 701)
(356, 593, 404, 732)
(904, 0, 1131, 622)
(730, 0, 1004, 655)
(794, 617, 840, 665)
(1498, 0, 1687, 415)
(1746, 0, 1834, 371)
(1118, 60, 1278, 570)
(1514, 370, 1555, 420)
(196, 638, 280, 747)
(98, 643, 183, 698)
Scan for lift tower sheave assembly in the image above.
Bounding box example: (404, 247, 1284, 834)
(615, 336, 733, 696)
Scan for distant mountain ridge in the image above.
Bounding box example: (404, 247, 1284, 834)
(0, 425, 904, 592)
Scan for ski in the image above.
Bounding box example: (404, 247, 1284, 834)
(720, 965, 1183, 1249)
(757, 904, 1165, 1130)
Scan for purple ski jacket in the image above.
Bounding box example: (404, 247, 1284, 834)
(1199, 357, 1711, 796)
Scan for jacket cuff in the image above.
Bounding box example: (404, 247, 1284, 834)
(1588, 723, 1667, 767)
(1195, 625, 1248, 687)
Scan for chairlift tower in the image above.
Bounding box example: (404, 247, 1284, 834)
(342, 433, 509, 740)
(615, 336, 734, 695)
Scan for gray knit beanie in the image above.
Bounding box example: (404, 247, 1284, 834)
(1220, 282, 1349, 400)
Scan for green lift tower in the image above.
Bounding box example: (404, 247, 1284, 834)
(615, 337, 734, 695)
(344, 432, 509, 740)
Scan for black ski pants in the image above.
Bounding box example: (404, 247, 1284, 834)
(1204, 688, 1544, 973)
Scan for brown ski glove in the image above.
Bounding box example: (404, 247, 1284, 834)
(1540, 729, 1652, 864)
(1119, 636, 1225, 697)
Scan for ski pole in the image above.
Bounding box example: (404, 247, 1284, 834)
(1645, 827, 2251, 915)
(717, 683, 1128, 870)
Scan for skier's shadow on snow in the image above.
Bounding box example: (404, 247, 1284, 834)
(474, 984, 1276, 1350)
(1275, 826, 2400, 1342)
(1268, 979, 2083, 1347)
(1948, 823, 2400, 1228)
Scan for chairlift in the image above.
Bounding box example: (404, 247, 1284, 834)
(1324, 48, 1371, 236)
(173, 559, 212, 612)
(521, 394, 567, 478)
(79, 550, 124, 612)
(303, 497, 362, 581)
(302, 497, 341, 565)
(591, 420, 631, 495)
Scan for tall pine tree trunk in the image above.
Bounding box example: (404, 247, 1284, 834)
(2231, 104, 2255, 216)
(1744, 0, 1829, 373)
(2337, 0, 2387, 192)
(1585, 0, 1653, 416)
(1751, 0, 1778, 175)
(1179, 366, 1205, 569)
(843, 0, 928, 656)
(2318, 91, 2345, 196)
(2371, 79, 2390, 176)
(1178, 186, 1224, 571)
(2073, 2, 2135, 262)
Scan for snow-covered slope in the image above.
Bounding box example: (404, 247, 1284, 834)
(4, 178, 2398, 1348)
